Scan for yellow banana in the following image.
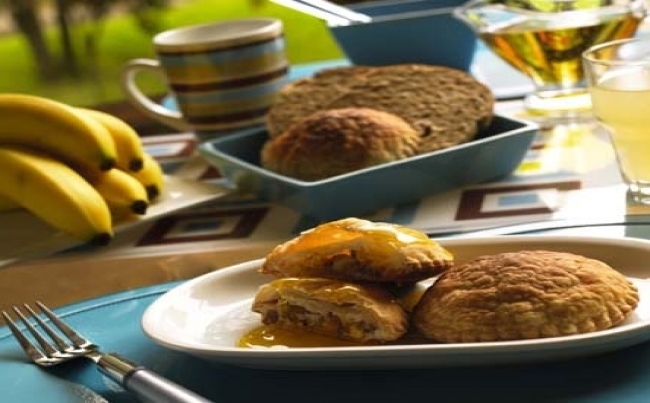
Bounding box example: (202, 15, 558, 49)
(78, 108, 146, 172)
(128, 153, 165, 202)
(0, 146, 113, 244)
(0, 168, 149, 218)
(84, 168, 149, 216)
(0, 196, 20, 212)
(0, 93, 117, 172)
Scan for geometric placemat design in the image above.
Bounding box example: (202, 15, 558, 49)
(455, 180, 582, 220)
(136, 206, 268, 246)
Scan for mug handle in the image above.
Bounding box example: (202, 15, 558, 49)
(120, 58, 192, 132)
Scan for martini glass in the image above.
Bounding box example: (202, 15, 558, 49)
(455, 0, 647, 127)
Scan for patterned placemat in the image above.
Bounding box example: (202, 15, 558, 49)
(54, 105, 632, 265)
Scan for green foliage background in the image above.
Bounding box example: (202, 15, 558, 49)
(0, 0, 343, 106)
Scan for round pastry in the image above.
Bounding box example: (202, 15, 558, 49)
(252, 277, 408, 343)
(261, 107, 420, 181)
(260, 217, 453, 283)
(412, 250, 640, 343)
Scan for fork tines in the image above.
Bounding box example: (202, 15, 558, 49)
(2, 301, 91, 366)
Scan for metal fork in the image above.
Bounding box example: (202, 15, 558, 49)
(2, 301, 213, 403)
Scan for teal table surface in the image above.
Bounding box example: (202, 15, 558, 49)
(3, 220, 650, 403)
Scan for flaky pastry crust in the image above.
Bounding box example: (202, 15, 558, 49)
(261, 107, 420, 181)
(412, 250, 639, 343)
(260, 217, 453, 283)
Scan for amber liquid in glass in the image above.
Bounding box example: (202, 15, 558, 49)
(480, 12, 642, 92)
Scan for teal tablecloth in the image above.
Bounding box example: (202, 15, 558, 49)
(3, 220, 650, 402)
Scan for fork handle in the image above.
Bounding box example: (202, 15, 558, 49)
(98, 353, 214, 402)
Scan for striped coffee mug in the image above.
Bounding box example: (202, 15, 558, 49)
(120, 18, 288, 135)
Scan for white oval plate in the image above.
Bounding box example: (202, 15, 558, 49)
(142, 235, 650, 370)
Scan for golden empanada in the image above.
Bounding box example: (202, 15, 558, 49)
(252, 277, 408, 343)
(260, 217, 453, 283)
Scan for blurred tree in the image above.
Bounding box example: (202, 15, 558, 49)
(55, 0, 79, 77)
(2, 0, 169, 82)
(5, 0, 57, 80)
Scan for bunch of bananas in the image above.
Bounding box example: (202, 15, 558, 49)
(0, 93, 165, 245)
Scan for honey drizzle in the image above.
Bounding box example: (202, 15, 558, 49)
(237, 325, 432, 348)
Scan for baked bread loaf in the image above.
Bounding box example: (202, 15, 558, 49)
(260, 107, 420, 181)
(412, 250, 639, 343)
(260, 217, 453, 283)
(252, 277, 408, 343)
(328, 64, 494, 154)
(264, 64, 495, 154)
(265, 66, 371, 138)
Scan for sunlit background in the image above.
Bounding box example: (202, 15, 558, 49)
(0, 0, 368, 131)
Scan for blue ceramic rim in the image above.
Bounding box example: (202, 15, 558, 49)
(328, 6, 458, 27)
(198, 114, 539, 188)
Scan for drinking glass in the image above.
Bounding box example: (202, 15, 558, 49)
(455, 0, 647, 126)
(583, 37, 650, 205)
